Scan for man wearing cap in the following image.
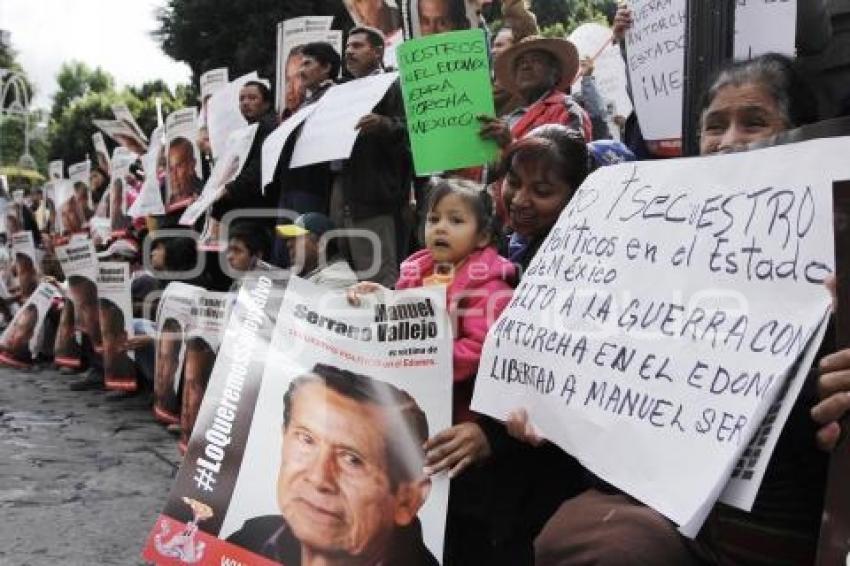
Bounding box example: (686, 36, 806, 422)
(479, 36, 591, 147)
(277, 213, 358, 289)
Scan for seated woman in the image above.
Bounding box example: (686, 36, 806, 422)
(520, 53, 841, 566)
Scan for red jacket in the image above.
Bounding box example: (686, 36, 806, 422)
(396, 247, 517, 422)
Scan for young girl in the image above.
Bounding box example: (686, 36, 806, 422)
(350, 178, 517, 563)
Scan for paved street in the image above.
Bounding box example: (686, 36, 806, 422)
(0, 366, 181, 566)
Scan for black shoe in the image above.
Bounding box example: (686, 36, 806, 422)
(69, 370, 104, 391)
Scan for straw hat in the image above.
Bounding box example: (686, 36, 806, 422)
(495, 35, 579, 95)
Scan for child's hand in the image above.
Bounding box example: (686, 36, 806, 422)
(346, 281, 386, 306)
(423, 422, 491, 479)
(505, 408, 545, 446)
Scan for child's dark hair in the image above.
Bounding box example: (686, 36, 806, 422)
(426, 178, 500, 246)
(228, 221, 271, 259)
(496, 124, 589, 190)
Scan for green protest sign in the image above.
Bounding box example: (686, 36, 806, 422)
(397, 29, 499, 175)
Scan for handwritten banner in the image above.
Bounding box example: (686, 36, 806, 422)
(472, 137, 850, 532)
(624, 0, 685, 142)
(397, 29, 498, 175)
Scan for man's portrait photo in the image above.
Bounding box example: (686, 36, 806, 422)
(98, 297, 135, 387)
(227, 364, 439, 566)
(166, 137, 202, 209)
(68, 275, 101, 347)
(0, 303, 38, 363)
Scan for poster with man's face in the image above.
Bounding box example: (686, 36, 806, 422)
(408, 0, 474, 38)
(98, 262, 136, 392)
(55, 238, 101, 348)
(342, 0, 404, 67)
(275, 17, 341, 116)
(0, 282, 61, 367)
(164, 108, 203, 213)
(48, 160, 64, 181)
(53, 179, 86, 236)
(10, 230, 40, 301)
(143, 276, 452, 565)
(180, 291, 233, 452)
(153, 282, 205, 425)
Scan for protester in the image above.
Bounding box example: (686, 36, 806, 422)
(480, 35, 590, 152)
(270, 42, 341, 239)
(519, 54, 835, 566)
(209, 81, 279, 233)
(329, 27, 412, 287)
(348, 178, 519, 563)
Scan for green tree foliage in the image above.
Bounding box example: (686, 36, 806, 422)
(48, 77, 192, 167)
(490, 0, 616, 37)
(154, 0, 351, 87)
(50, 61, 115, 122)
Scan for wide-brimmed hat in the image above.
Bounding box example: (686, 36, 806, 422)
(495, 35, 579, 95)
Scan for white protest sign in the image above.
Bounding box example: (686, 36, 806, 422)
(260, 103, 318, 190)
(127, 126, 166, 218)
(471, 137, 849, 532)
(180, 123, 259, 226)
(569, 23, 633, 119)
(290, 72, 399, 167)
(0, 282, 61, 365)
(624, 0, 685, 141)
(11, 230, 37, 265)
(93, 119, 149, 154)
(48, 160, 64, 180)
(111, 102, 148, 142)
(92, 131, 111, 174)
(68, 161, 90, 187)
(200, 68, 230, 101)
(207, 72, 258, 160)
(734, 0, 797, 60)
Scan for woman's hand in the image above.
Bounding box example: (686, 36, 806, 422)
(478, 115, 513, 149)
(505, 408, 545, 446)
(423, 422, 491, 479)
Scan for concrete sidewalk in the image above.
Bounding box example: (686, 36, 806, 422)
(0, 366, 182, 566)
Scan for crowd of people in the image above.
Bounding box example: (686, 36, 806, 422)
(1, 3, 850, 565)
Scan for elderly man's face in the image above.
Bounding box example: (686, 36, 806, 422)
(277, 382, 423, 559)
(167, 142, 196, 199)
(419, 0, 451, 35)
(514, 49, 559, 97)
